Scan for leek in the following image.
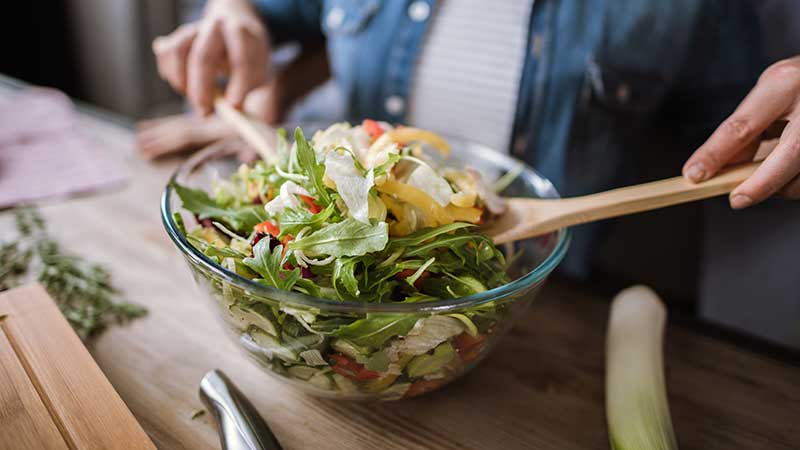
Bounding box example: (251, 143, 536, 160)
(606, 285, 678, 450)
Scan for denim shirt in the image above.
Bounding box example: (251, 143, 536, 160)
(254, 0, 763, 277)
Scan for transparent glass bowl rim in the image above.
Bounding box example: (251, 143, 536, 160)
(161, 139, 571, 314)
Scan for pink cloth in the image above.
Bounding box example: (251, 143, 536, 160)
(0, 88, 127, 208)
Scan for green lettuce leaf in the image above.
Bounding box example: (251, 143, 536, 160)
(294, 127, 331, 206)
(332, 257, 362, 298)
(288, 218, 388, 257)
(387, 222, 475, 249)
(406, 342, 456, 378)
(172, 182, 267, 233)
(405, 233, 490, 257)
(243, 240, 299, 291)
(277, 203, 335, 236)
(333, 314, 419, 349)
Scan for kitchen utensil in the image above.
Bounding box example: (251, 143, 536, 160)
(214, 98, 278, 163)
(484, 161, 760, 244)
(0, 284, 156, 450)
(200, 369, 284, 450)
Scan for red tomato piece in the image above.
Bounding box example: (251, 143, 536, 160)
(280, 234, 293, 259)
(254, 220, 280, 236)
(328, 354, 380, 381)
(452, 332, 485, 352)
(362, 119, 384, 139)
(397, 269, 416, 278)
(298, 194, 322, 214)
(396, 269, 429, 290)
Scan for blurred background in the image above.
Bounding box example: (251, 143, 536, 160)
(2, 0, 197, 118)
(4, 1, 800, 119)
(1, 0, 798, 350)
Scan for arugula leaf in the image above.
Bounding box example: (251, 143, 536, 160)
(333, 314, 419, 349)
(243, 240, 299, 291)
(172, 182, 267, 233)
(388, 222, 475, 249)
(421, 273, 487, 298)
(293, 277, 338, 299)
(370, 279, 398, 302)
(278, 203, 335, 236)
(173, 212, 187, 235)
(288, 218, 388, 257)
(405, 231, 491, 258)
(405, 257, 435, 286)
(188, 234, 247, 258)
(332, 257, 362, 298)
(294, 127, 331, 206)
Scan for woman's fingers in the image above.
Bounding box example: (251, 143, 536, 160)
(729, 116, 800, 208)
(243, 84, 282, 124)
(153, 23, 197, 94)
(221, 19, 269, 108)
(137, 114, 234, 159)
(187, 20, 226, 115)
(683, 63, 800, 183)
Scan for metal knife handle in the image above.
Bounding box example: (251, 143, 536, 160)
(199, 370, 284, 450)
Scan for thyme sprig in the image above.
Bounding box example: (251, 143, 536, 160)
(1, 208, 146, 338)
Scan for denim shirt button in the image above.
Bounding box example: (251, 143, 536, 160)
(385, 96, 405, 115)
(408, 1, 431, 22)
(325, 7, 345, 30)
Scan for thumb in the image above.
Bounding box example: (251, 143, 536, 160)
(243, 84, 284, 125)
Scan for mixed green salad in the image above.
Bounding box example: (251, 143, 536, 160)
(173, 121, 514, 398)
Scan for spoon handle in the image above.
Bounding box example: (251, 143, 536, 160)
(200, 370, 284, 450)
(214, 97, 278, 163)
(552, 161, 759, 226)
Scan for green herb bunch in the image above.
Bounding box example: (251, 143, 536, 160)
(1, 208, 146, 338)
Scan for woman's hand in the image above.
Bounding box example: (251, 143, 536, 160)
(139, 43, 331, 160)
(152, 0, 270, 115)
(683, 56, 800, 209)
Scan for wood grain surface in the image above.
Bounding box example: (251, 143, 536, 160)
(0, 284, 156, 450)
(1, 84, 799, 450)
(0, 321, 69, 450)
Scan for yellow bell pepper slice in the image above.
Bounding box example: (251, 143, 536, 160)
(445, 204, 483, 223)
(380, 193, 414, 236)
(377, 180, 450, 226)
(385, 128, 450, 156)
(377, 181, 483, 233)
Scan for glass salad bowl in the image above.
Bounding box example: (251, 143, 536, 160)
(161, 137, 570, 401)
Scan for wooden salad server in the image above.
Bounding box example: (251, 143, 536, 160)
(484, 162, 761, 244)
(214, 97, 278, 163)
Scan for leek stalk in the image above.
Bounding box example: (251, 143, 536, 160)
(606, 285, 678, 450)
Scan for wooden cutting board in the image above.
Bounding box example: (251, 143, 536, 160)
(0, 284, 157, 450)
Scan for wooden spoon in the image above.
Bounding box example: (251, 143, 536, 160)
(214, 97, 278, 163)
(484, 162, 760, 244)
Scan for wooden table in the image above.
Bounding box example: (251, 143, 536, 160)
(2, 82, 800, 450)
